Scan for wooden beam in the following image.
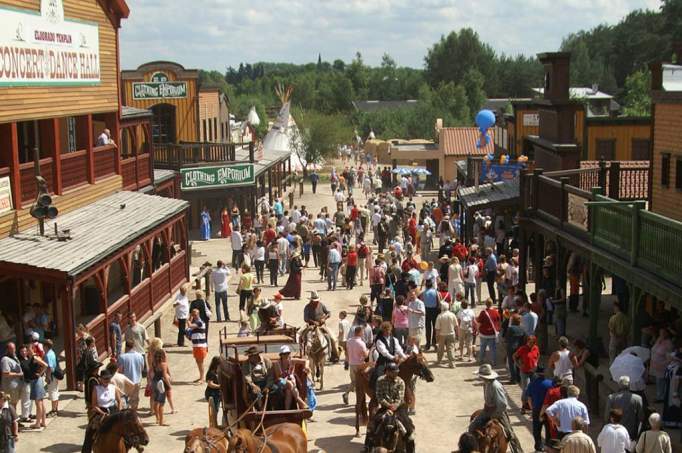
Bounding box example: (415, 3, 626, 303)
(52, 118, 63, 195)
(8, 123, 21, 210)
(62, 283, 76, 390)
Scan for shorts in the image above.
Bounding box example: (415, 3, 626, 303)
(193, 347, 208, 361)
(30, 377, 46, 401)
(409, 327, 425, 346)
(47, 378, 59, 402)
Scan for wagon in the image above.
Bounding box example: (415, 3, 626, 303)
(213, 325, 313, 431)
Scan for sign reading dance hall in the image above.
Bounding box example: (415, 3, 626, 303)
(132, 72, 187, 100)
(180, 164, 255, 190)
(0, 0, 101, 86)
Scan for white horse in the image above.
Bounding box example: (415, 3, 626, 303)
(300, 325, 328, 390)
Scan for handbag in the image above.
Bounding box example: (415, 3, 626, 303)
(483, 309, 500, 343)
(144, 383, 152, 397)
(156, 379, 165, 394)
(52, 361, 65, 380)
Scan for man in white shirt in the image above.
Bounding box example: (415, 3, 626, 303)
(291, 207, 301, 224)
(597, 409, 631, 453)
(96, 128, 114, 147)
(407, 292, 425, 348)
(435, 302, 459, 368)
(211, 260, 231, 322)
(546, 385, 590, 437)
(276, 233, 290, 275)
(327, 247, 342, 291)
(231, 229, 244, 268)
(314, 214, 327, 236)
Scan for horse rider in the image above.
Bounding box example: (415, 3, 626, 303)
(364, 362, 415, 453)
(370, 321, 407, 389)
(303, 291, 339, 362)
(469, 364, 524, 453)
(241, 346, 274, 407)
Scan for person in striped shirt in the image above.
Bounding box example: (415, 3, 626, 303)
(187, 309, 208, 384)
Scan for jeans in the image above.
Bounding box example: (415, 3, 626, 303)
(507, 350, 519, 383)
(312, 246, 321, 267)
(520, 371, 532, 404)
(239, 290, 253, 312)
(232, 249, 243, 268)
(485, 270, 497, 302)
(532, 408, 544, 451)
(254, 260, 265, 283)
(555, 316, 566, 338)
(479, 336, 497, 366)
(215, 291, 229, 321)
(328, 263, 340, 290)
(346, 266, 357, 289)
(656, 376, 667, 401)
(425, 307, 439, 349)
(464, 282, 476, 306)
(394, 328, 408, 348)
(177, 318, 187, 346)
(278, 254, 288, 275)
(268, 259, 278, 286)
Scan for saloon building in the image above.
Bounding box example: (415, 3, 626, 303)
(0, 0, 189, 389)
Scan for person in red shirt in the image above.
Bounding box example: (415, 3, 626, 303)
(453, 239, 468, 262)
(350, 204, 360, 222)
(346, 245, 359, 290)
(476, 298, 501, 366)
(263, 225, 277, 246)
(432, 205, 443, 225)
(407, 213, 417, 245)
(401, 254, 418, 273)
(514, 335, 540, 408)
(541, 377, 568, 444)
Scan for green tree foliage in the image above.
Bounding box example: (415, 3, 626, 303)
(621, 70, 652, 116)
(291, 108, 353, 169)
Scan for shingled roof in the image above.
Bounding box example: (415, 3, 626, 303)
(440, 127, 495, 157)
(0, 192, 188, 278)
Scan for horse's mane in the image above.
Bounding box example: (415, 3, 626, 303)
(98, 409, 133, 434)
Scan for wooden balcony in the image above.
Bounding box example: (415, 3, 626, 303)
(154, 142, 253, 170)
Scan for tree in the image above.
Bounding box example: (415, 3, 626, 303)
(462, 68, 486, 116)
(621, 69, 651, 116)
(291, 109, 352, 172)
(347, 52, 369, 99)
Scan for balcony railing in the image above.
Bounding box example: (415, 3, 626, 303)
(154, 142, 240, 169)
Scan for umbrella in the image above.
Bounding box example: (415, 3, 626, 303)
(609, 352, 645, 383)
(391, 168, 411, 175)
(620, 346, 650, 362)
(412, 168, 432, 176)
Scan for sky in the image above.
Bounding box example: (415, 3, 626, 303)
(119, 0, 662, 71)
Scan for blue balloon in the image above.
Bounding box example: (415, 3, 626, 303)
(475, 109, 496, 130)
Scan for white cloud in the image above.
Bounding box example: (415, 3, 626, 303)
(119, 0, 659, 70)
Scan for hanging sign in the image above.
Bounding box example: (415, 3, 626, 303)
(132, 72, 187, 100)
(523, 113, 539, 127)
(0, 177, 13, 215)
(0, 1, 100, 86)
(181, 164, 255, 191)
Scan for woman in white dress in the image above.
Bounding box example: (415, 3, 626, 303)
(447, 256, 464, 301)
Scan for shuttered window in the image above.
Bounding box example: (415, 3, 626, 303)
(631, 139, 650, 161)
(596, 139, 616, 161)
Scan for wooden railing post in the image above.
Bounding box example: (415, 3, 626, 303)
(531, 168, 543, 211)
(560, 176, 569, 225)
(609, 161, 620, 200)
(597, 158, 607, 193)
(79, 114, 94, 184)
(630, 201, 644, 266)
(589, 187, 603, 239)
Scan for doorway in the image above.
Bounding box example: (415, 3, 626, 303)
(425, 159, 439, 190)
(151, 104, 176, 144)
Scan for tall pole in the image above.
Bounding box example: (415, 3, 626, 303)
(33, 123, 45, 236)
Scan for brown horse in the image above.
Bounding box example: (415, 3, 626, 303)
(184, 427, 229, 453)
(92, 409, 149, 453)
(468, 410, 508, 453)
(354, 353, 434, 437)
(301, 326, 327, 390)
(226, 422, 307, 453)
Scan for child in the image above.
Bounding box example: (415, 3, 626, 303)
(338, 311, 351, 370)
(237, 321, 251, 337)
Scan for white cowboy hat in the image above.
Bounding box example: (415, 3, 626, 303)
(475, 364, 499, 380)
(279, 345, 291, 355)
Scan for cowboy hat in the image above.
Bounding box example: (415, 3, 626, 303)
(475, 364, 499, 380)
(279, 345, 291, 355)
(385, 362, 399, 372)
(439, 255, 450, 263)
(245, 346, 262, 356)
(309, 291, 321, 302)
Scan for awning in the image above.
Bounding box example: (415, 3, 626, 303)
(458, 179, 520, 211)
(0, 191, 188, 278)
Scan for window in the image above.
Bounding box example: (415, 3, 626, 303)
(677, 158, 682, 190)
(631, 139, 650, 161)
(66, 117, 77, 152)
(596, 139, 616, 161)
(661, 153, 671, 187)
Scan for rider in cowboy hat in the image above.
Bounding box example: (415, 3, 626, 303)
(303, 291, 339, 362)
(469, 364, 524, 453)
(241, 346, 274, 403)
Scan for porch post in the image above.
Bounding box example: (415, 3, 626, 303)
(267, 169, 273, 205)
(77, 114, 95, 184)
(62, 284, 76, 390)
(533, 233, 544, 294)
(50, 118, 63, 195)
(588, 262, 603, 352)
(8, 123, 22, 209)
(518, 227, 528, 288)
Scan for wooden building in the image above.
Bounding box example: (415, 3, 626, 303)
(0, 0, 189, 389)
(121, 62, 200, 143)
(650, 62, 682, 222)
(199, 87, 230, 143)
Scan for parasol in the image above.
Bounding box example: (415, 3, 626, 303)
(412, 168, 432, 176)
(620, 346, 650, 362)
(609, 352, 645, 383)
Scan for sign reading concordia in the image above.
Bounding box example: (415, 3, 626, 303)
(181, 164, 255, 190)
(0, 1, 100, 86)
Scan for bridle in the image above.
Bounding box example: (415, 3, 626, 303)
(185, 428, 225, 453)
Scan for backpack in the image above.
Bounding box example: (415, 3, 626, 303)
(358, 245, 368, 259)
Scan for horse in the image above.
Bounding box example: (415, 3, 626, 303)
(354, 353, 434, 437)
(370, 410, 412, 453)
(300, 325, 327, 390)
(92, 409, 149, 453)
(184, 427, 229, 453)
(226, 422, 307, 453)
(468, 410, 508, 453)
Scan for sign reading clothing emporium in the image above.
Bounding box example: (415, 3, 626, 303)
(0, 0, 100, 86)
(181, 164, 255, 191)
(132, 72, 187, 100)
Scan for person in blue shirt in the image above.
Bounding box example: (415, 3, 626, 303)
(44, 339, 60, 416)
(419, 280, 439, 351)
(309, 170, 320, 194)
(527, 368, 555, 452)
(273, 199, 284, 219)
(109, 313, 123, 359)
(117, 340, 145, 411)
(484, 248, 498, 303)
